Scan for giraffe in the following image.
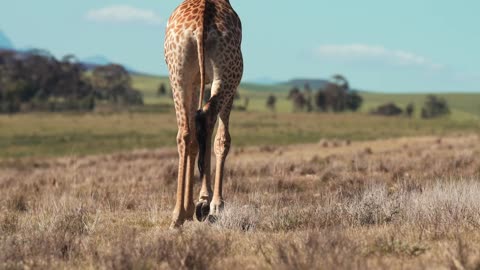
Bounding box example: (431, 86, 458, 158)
(164, 0, 243, 228)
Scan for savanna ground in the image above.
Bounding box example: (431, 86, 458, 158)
(2, 134, 480, 269)
(1, 76, 480, 269)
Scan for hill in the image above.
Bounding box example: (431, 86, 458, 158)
(283, 78, 330, 89)
(0, 30, 14, 49)
(81, 56, 144, 75)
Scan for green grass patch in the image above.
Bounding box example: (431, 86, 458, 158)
(1, 112, 479, 159)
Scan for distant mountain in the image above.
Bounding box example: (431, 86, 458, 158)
(248, 77, 280, 85)
(81, 55, 144, 74)
(0, 30, 14, 49)
(284, 78, 330, 90)
(82, 55, 112, 66)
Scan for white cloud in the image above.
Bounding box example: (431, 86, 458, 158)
(315, 44, 444, 70)
(85, 5, 163, 25)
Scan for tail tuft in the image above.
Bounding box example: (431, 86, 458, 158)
(195, 109, 208, 179)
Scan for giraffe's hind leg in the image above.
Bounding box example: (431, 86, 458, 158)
(168, 66, 198, 228)
(171, 108, 199, 226)
(184, 125, 198, 220)
(185, 83, 200, 221)
(195, 93, 220, 222)
(171, 124, 190, 228)
(210, 98, 234, 217)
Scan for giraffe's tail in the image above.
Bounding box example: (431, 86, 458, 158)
(196, 1, 206, 111)
(196, 0, 207, 180)
(195, 109, 207, 180)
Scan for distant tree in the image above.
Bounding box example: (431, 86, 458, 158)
(346, 91, 363, 111)
(324, 83, 346, 112)
(304, 83, 313, 112)
(92, 64, 142, 105)
(92, 64, 131, 102)
(313, 74, 362, 112)
(288, 87, 301, 99)
(313, 74, 349, 112)
(314, 90, 327, 111)
(421, 95, 450, 119)
(406, 102, 415, 118)
(266, 94, 277, 111)
(288, 87, 306, 112)
(21, 50, 61, 100)
(56, 54, 90, 100)
(331, 74, 349, 91)
(0, 79, 28, 113)
(157, 83, 167, 96)
(0, 50, 95, 112)
(0, 49, 147, 113)
(26, 49, 56, 60)
(293, 94, 307, 112)
(61, 54, 79, 64)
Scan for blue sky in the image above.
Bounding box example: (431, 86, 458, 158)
(1, 0, 479, 92)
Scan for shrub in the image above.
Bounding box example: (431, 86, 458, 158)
(371, 103, 403, 116)
(421, 95, 450, 119)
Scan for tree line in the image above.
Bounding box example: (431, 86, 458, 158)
(266, 74, 450, 119)
(265, 74, 363, 113)
(0, 49, 143, 113)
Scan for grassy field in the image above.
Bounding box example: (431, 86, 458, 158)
(1, 112, 479, 159)
(2, 135, 480, 269)
(0, 74, 478, 159)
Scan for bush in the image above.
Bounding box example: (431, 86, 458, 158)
(421, 95, 450, 119)
(266, 95, 277, 111)
(288, 87, 307, 112)
(346, 91, 363, 111)
(371, 103, 403, 116)
(405, 103, 415, 118)
(157, 83, 167, 96)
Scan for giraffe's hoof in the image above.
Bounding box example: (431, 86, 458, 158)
(169, 219, 183, 230)
(207, 214, 218, 223)
(210, 201, 225, 216)
(195, 201, 210, 222)
(206, 201, 224, 223)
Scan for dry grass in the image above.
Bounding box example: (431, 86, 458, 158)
(1, 135, 480, 269)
